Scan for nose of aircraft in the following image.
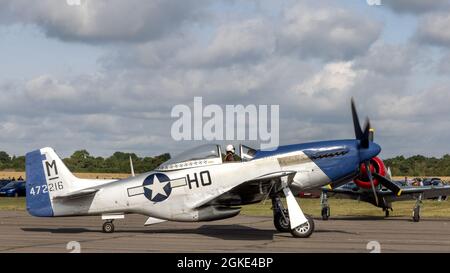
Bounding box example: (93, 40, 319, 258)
(358, 141, 381, 163)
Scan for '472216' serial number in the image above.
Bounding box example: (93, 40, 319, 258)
(29, 181, 64, 195)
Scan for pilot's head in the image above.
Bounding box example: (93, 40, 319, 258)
(226, 144, 235, 154)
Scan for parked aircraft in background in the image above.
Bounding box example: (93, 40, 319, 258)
(320, 154, 450, 222)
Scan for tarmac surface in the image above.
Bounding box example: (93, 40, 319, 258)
(1, 211, 450, 252)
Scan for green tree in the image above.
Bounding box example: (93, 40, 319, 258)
(0, 151, 11, 164)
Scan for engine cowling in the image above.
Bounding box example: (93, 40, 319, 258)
(354, 157, 386, 189)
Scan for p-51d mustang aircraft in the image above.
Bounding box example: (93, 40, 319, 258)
(26, 99, 387, 238)
(320, 156, 450, 222)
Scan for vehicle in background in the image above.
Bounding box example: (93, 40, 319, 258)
(0, 181, 26, 197)
(298, 190, 321, 198)
(0, 180, 11, 190)
(422, 178, 443, 186)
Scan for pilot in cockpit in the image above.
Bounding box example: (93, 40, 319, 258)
(224, 144, 236, 162)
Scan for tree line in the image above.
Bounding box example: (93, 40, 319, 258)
(384, 155, 450, 177)
(0, 150, 170, 174)
(1, 150, 450, 176)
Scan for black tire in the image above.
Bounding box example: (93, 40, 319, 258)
(321, 207, 330, 220)
(273, 211, 290, 232)
(102, 222, 115, 233)
(290, 215, 314, 238)
(413, 207, 420, 222)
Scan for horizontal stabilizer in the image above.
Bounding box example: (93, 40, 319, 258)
(52, 188, 99, 200)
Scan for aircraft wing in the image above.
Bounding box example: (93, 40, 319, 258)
(323, 184, 450, 202)
(380, 185, 450, 200)
(191, 171, 297, 208)
(322, 186, 364, 200)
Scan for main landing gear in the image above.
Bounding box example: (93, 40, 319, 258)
(271, 195, 315, 238)
(383, 208, 392, 217)
(320, 192, 330, 220)
(413, 194, 423, 222)
(272, 196, 290, 232)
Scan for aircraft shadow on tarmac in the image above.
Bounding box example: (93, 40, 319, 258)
(21, 224, 356, 240)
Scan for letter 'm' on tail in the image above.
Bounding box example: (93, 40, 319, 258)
(26, 147, 81, 217)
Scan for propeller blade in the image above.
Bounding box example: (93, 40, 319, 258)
(361, 118, 371, 148)
(372, 173, 403, 196)
(364, 161, 379, 206)
(351, 98, 363, 140)
(283, 186, 308, 229)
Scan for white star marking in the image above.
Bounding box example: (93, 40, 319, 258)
(144, 175, 170, 200)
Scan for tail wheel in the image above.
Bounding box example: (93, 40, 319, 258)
(102, 221, 115, 233)
(274, 210, 290, 232)
(290, 215, 314, 238)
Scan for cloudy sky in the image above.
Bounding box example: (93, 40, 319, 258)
(0, 0, 450, 159)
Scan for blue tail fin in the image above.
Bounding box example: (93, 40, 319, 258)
(25, 149, 54, 217)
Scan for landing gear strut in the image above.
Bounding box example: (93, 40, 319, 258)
(413, 194, 423, 222)
(102, 220, 115, 233)
(320, 192, 330, 220)
(272, 196, 290, 232)
(271, 195, 315, 238)
(383, 208, 392, 217)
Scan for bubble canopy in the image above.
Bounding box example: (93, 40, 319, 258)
(157, 144, 222, 171)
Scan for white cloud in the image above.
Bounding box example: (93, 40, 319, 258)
(294, 62, 357, 97)
(354, 42, 420, 76)
(277, 3, 381, 60)
(416, 13, 450, 48)
(179, 18, 276, 68)
(0, 0, 207, 43)
(0, 0, 449, 158)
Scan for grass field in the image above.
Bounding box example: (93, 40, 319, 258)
(0, 197, 26, 211)
(2, 197, 450, 218)
(240, 198, 450, 218)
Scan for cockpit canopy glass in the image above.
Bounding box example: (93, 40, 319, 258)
(240, 145, 257, 162)
(158, 144, 220, 170)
